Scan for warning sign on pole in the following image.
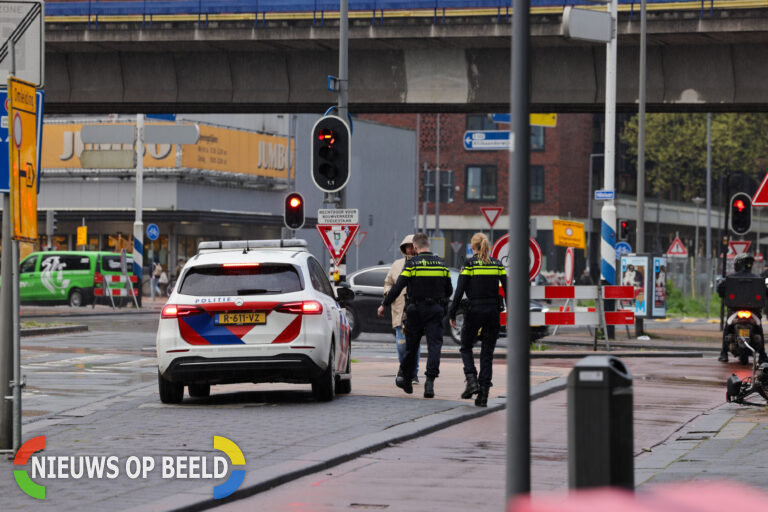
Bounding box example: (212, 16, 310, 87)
(666, 236, 688, 258)
(316, 224, 360, 267)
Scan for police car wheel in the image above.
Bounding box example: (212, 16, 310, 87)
(311, 345, 336, 402)
(188, 382, 210, 398)
(158, 371, 184, 404)
(69, 289, 84, 308)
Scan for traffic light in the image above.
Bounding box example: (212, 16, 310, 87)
(618, 219, 630, 241)
(284, 192, 305, 230)
(311, 115, 351, 193)
(46, 210, 57, 234)
(730, 192, 752, 235)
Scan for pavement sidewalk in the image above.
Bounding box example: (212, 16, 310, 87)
(213, 356, 747, 512)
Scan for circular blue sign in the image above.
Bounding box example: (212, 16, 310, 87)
(615, 241, 632, 256)
(146, 223, 160, 241)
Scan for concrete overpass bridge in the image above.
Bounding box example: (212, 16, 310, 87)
(40, 0, 768, 113)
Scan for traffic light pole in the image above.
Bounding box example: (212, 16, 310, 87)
(336, 0, 349, 279)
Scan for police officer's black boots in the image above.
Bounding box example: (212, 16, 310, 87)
(424, 377, 435, 398)
(475, 387, 489, 407)
(461, 374, 479, 399)
(395, 370, 413, 394)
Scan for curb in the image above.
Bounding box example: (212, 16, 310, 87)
(543, 339, 718, 352)
(129, 378, 568, 512)
(436, 350, 705, 360)
(20, 325, 88, 337)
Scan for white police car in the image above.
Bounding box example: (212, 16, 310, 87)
(156, 240, 354, 403)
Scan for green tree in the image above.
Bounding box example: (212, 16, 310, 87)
(621, 113, 768, 201)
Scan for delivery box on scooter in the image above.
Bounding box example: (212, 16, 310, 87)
(724, 276, 765, 309)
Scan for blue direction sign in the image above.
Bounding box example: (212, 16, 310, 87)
(615, 241, 632, 256)
(145, 114, 176, 122)
(464, 131, 510, 151)
(146, 223, 160, 241)
(491, 113, 510, 123)
(0, 89, 45, 193)
(594, 189, 616, 201)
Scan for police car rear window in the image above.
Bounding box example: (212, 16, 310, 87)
(179, 264, 303, 296)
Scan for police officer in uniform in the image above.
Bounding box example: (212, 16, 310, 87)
(378, 233, 453, 397)
(449, 232, 506, 407)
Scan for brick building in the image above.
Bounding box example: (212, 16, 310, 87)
(360, 113, 596, 274)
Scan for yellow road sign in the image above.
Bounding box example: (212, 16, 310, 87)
(552, 219, 586, 249)
(77, 225, 88, 247)
(9, 77, 38, 242)
(530, 114, 557, 128)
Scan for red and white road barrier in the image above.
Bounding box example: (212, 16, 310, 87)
(95, 287, 138, 297)
(94, 273, 138, 284)
(530, 285, 634, 301)
(530, 285, 635, 326)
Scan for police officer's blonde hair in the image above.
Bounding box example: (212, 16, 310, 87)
(471, 232, 491, 264)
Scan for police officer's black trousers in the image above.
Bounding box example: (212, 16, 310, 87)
(400, 303, 444, 380)
(459, 304, 499, 388)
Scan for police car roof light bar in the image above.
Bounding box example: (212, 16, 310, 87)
(198, 240, 308, 252)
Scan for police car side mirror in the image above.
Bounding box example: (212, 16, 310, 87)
(336, 285, 355, 303)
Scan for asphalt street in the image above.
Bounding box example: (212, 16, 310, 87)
(0, 303, 755, 512)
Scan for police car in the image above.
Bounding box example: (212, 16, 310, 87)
(156, 239, 354, 403)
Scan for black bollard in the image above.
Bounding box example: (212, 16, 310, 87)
(567, 355, 634, 490)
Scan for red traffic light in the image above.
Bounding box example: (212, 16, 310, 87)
(317, 129, 336, 145)
(284, 192, 305, 230)
(733, 199, 746, 212)
(620, 221, 628, 229)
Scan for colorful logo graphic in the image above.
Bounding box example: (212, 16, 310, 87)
(13, 435, 243, 500)
(14, 436, 46, 500)
(213, 436, 245, 499)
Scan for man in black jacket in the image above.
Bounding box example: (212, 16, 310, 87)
(378, 233, 452, 397)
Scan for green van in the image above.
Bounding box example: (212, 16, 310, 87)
(19, 251, 135, 306)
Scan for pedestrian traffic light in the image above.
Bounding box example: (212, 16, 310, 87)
(618, 219, 630, 241)
(311, 115, 351, 193)
(730, 192, 752, 235)
(284, 192, 305, 230)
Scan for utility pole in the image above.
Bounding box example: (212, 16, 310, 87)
(435, 113, 441, 238)
(336, 0, 349, 279)
(507, 0, 531, 499)
(635, 0, 647, 337)
(133, 114, 144, 307)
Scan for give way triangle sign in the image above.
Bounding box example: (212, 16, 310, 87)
(728, 240, 752, 258)
(480, 206, 503, 228)
(316, 224, 360, 267)
(666, 236, 688, 257)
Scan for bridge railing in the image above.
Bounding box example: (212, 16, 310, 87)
(45, 0, 718, 27)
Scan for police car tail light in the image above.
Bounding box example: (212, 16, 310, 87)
(161, 304, 204, 319)
(274, 301, 323, 315)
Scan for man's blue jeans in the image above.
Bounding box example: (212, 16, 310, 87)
(395, 325, 420, 379)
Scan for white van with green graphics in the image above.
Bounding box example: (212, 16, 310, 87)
(19, 251, 134, 306)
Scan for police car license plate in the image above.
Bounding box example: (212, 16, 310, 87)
(738, 327, 751, 338)
(216, 312, 266, 325)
